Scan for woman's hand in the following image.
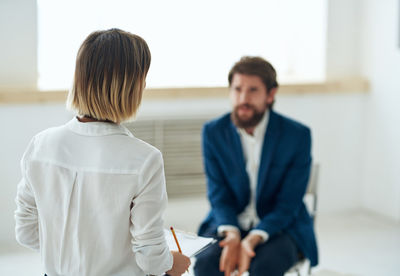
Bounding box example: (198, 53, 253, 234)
(165, 251, 191, 276)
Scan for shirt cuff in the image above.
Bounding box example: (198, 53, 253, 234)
(217, 225, 240, 237)
(248, 229, 269, 243)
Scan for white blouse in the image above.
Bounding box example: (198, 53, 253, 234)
(15, 117, 173, 276)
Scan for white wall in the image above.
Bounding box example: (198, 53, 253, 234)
(0, 0, 37, 90)
(324, 0, 400, 221)
(359, 0, 400, 221)
(0, 105, 73, 247)
(326, 0, 363, 80)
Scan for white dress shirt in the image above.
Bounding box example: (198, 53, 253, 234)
(15, 117, 173, 276)
(218, 111, 270, 242)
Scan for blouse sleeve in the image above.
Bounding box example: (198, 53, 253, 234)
(129, 150, 173, 275)
(15, 137, 39, 251)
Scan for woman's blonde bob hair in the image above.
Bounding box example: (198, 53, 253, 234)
(67, 28, 151, 123)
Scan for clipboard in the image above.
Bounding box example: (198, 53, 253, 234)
(164, 228, 216, 257)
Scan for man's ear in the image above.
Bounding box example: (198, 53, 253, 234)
(266, 87, 278, 105)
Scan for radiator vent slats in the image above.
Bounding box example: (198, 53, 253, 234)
(124, 117, 210, 197)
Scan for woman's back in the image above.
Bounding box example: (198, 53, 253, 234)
(15, 117, 172, 275)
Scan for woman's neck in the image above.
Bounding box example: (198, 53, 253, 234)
(77, 115, 114, 123)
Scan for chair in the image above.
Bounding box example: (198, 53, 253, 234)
(285, 163, 320, 276)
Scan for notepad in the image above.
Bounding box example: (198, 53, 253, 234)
(164, 229, 216, 257)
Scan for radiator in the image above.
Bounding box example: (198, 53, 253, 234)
(124, 116, 212, 197)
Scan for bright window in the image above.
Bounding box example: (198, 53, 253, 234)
(37, 0, 327, 90)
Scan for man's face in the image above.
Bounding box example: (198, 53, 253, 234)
(230, 73, 276, 128)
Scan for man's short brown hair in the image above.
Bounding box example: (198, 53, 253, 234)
(228, 56, 278, 92)
(67, 28, 151, 123)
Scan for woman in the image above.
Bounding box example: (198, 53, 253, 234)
(14, 28, 190, 276)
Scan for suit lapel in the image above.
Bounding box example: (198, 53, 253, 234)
(256, 111, 281, 199)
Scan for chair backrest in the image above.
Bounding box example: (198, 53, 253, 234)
(306, 163, 319, 221)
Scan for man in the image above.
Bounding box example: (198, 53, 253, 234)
(194, 56, 318, 276)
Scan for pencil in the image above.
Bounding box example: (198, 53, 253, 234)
(170, 226, 189, 273)
(170, 226, 182, 253)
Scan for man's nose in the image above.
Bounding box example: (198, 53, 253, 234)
(239, 90, 250, 103)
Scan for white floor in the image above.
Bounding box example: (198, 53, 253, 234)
(1, 196, 399, 276)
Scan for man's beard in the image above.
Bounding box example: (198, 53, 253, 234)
(231, 104, 266, 129)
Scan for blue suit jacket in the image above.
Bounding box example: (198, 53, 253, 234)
(198, 111, 318, 266)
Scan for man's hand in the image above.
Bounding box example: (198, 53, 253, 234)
(219, 230, 241, 276)
(237, 234, 262, 275)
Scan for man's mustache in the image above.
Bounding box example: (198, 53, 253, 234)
(236, 104, 256, 110)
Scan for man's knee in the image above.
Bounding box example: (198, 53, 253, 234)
(248, 234, 299, 276)
(249, 256, 288, 276)
(194, 243, 222, 276)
